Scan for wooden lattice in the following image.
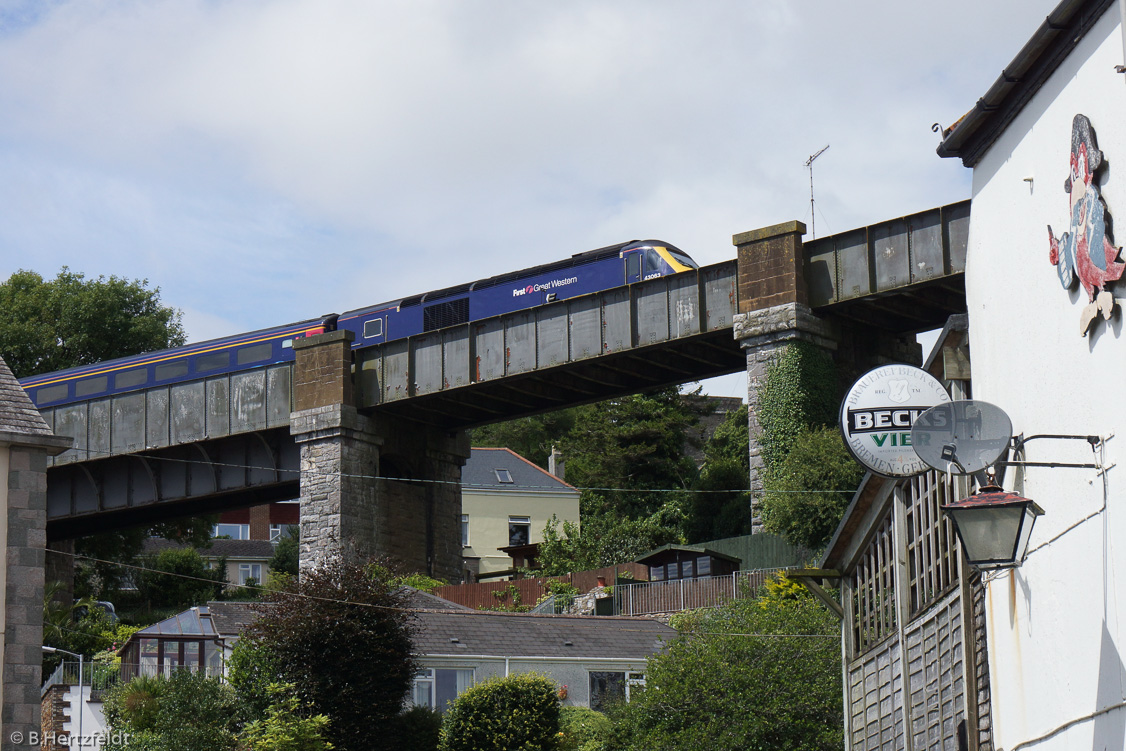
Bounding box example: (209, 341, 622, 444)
(903, 470, 959, 618)
(852, 513, 897, 654)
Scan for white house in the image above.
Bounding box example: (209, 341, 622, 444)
(933, 2, 1126, 748)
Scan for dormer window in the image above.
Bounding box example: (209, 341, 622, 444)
(495, 469, 514, 483)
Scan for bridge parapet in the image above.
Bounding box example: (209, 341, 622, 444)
(40, 364, 293, 467)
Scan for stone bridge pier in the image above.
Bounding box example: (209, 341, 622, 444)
(291, 331, 469, 580)
(731, 221, 922, 530)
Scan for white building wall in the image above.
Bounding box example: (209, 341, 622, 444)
(966, 7, 1126, 750)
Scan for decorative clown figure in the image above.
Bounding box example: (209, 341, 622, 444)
(1048, 114, 1126, 335)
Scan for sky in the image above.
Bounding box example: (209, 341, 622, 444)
(0, 0, 1061, 399)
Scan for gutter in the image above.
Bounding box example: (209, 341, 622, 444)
(938, 0, 1115, 167)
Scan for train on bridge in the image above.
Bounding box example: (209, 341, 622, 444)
(19, 240, 699, 409)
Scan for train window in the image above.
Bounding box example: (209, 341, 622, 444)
(154, 361, 189, 381)
(115, 368, 149, 389)
(236, 343, 274, 365)
(423, 298, 469, 332)
(626, 253, 640, 279)
(644, 249, 662, 275)
(665, 247, 698, 269)
(75, 376, 109, 397)
(364, 318, 383, 339)
(196, 352, 230, 373)
(36, 384, 69, 404)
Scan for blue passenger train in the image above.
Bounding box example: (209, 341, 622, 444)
(19, 240, 699, 409)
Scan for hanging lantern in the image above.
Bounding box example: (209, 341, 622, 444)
(942, 485, 1044, 569)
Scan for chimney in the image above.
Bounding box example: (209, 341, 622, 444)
(548, 446, 565, 480)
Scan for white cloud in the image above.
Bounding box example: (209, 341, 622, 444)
(0, 0, 1061, 367)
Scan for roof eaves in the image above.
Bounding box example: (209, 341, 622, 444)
(938, 0, 1114, 168)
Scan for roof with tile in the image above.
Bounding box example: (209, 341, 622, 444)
(0, 355, 52, 437)
(412, 610, 675, 659)
(206, 601, 264, 636)
(463, 448, 576, 493)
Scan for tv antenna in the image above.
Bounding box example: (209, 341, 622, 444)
(804, 144, 829, 239)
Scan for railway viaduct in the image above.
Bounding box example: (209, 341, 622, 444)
(3, 201, 969, 743)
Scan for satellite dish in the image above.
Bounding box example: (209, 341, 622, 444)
(910, 400, 1013, 475)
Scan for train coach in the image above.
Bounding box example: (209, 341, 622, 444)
(18, 239, 699, 409)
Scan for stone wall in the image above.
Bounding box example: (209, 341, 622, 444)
(2, 444, 51, 749)
(291, 332, 469, 580)
(40, 685, 69, 751)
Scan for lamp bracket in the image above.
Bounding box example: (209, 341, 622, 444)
(999, 433, 1111, 471)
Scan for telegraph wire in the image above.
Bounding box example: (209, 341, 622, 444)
(50, 444, 860, 495)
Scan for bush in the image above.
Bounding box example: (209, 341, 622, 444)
(438, 672, 561, 751)
(238, 682, 333, 751)
(394, 705, 443, 751)
(101, 670, 239, 751)
(558, 706, 612, 751)
(228, 556, 416, 751)
(135, 547, 226, 610)
(605, 587, 841, 751)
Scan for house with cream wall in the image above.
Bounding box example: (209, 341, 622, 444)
(461, 448, 579, 581)
(926, 2, 1126, 748)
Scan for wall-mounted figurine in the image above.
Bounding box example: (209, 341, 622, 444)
(1048, 114, 1126, 335)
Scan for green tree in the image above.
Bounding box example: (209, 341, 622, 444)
(268, 528, 300, 577)
(761, 426, 865, 551)
(756, 342, 862, 551)
(561, 387, 701, 520)
(469, 409, 578, 468)
(689, 404, 752, 542)
(536, 511, 682, 575)
(102, 670, 240, 751)
(607, 580, 843, 751)
(135, 547, 227, 611)
(228, 556, 416, 751)
(0, 267, 185, 379)
(438, 672, 561, 751)
(75, 517, 218, 601)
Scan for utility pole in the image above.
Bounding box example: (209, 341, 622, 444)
(804, 144, 829, 239)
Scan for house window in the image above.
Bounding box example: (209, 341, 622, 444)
(495, 469, 514, 484)
(697, 556, 711, 576)
(589, 671, 646, 712)
(461, 515, 469, 547)
(270, 524, 298, 542)
(682, 559, 694, 578)
(412, 668, 474, 711)
(214, 523, 249, 540)
(508, 516, 530, 547)
(239, 563, 263, 586)
(649, 565, 665, 581)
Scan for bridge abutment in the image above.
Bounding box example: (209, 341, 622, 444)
(291, 332, 468, 580)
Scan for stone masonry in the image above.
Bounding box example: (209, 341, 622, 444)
(0, 355, 71, 751)
(731, 221, 920, 531)
(291, 332, 469, 580)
